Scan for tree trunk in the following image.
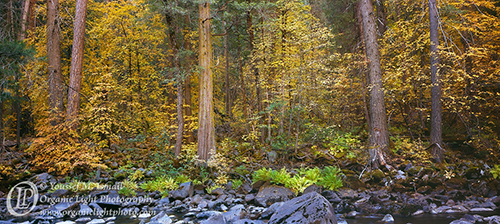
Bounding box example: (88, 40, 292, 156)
(20, 0, 30, 40)
(184, 15, 194, 144)
(47, 0, 63, 125)
(185, 73, 194, 143)
(247, 10, 263, 141)
(237, 34, 247, 121)
(224, 27, 231, 119)
(429, 0, 443, 162)
(16, 85, 21, 149)
(360, 0, 390, 168)
(66, 0, 88, 125)
(197, 2, 215, 161)
(175, 82, 184, 158)
(376, 0, 387, 35)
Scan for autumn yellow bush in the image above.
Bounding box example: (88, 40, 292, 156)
(26, 117, 106, 175)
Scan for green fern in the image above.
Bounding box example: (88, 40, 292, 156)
(491, 165, 500, 179)
(270, 167, 291, 185)
(252, 167, 273, 183)
(285, 175, 313, 193)
(317, 166, 343, 190)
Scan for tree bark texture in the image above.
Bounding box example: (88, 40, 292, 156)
(198, 2, 215, 161)
(360, 0, 391, 168)
(66, 0, 88, 124)
(47, 0, 63, 123)
(429, 0, 443, 162)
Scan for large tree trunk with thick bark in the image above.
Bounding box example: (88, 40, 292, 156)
(429, 0, 443, 162)
(66, 0, 88, 125)
(197, 2, 215, 161)
(47, 0, 63, 124)
(360, 0, 391, 168)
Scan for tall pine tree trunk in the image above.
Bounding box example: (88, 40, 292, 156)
(66, 0, 88, 125)
(429, 0, 443, 162)
(360, 0, 390, 168)
(198, 2, 215, 161)
(47, 0, 63, 124)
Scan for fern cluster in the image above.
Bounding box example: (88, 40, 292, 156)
(252, 166, 344, 193)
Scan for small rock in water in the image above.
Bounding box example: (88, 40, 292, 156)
(470, 207, 493, 212)
(138, 213, 152, 219)
(149, 211, 173, 224)
(87, 219, 106, 224)
(104, 217, 116, 222)
(412, 210, 424, 216)
(381, 214, 394, 223)
(55, 221, 75, 224)
(449, 220, 473, 224)
(337, 220, 349, 224)
(346, 211, 357, 219)
(75, 217, 92, 222)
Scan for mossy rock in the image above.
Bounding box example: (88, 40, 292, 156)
(407, 166, 422, 176)
(370, 169, 385, 183)
(113, 170, 127, 181)
(341, 169, 356, 176)
(428, 177, 443, 187)
(417, 185, 432, 194)
(343, 174, 366, 190)
(392, 183, 409, 192)
(421, 167, 435, 175)
(464, 167, 481, 179)
(445, 177, 467, 189)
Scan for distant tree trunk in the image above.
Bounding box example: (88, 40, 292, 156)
(360, 0, 391, 168)
(66, 0, 88, 125)
(15, 83, 21, 148)
(47, 0, 63, 124)
(238, 36, 248, 121)
(20, 0, 30, 40)
(166, 13, 184, 158)
(184, 15, 194, 144)
(184, 73, 194, 143)
(376, 0, 387, 35)
(224, 26, 231, 119)
(0, 99, 3, 142)
(429, 0, 443, 162)
(198, 2, 215, 161)
(175, 82, 184, 158)
(247, 11, 263, 142)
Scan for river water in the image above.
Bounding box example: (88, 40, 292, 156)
(109, 211, 500, 224)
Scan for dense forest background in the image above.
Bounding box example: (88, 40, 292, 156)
(0, 0, 500, 188)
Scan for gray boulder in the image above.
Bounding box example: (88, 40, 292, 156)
(223, 204, 246, 222)
(232, 219, 265, 224)
(200, 212, 228, 224)
(268, 192, 337, 224)
(169, 182, 194, 200)
(255, 185, 294, 207)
